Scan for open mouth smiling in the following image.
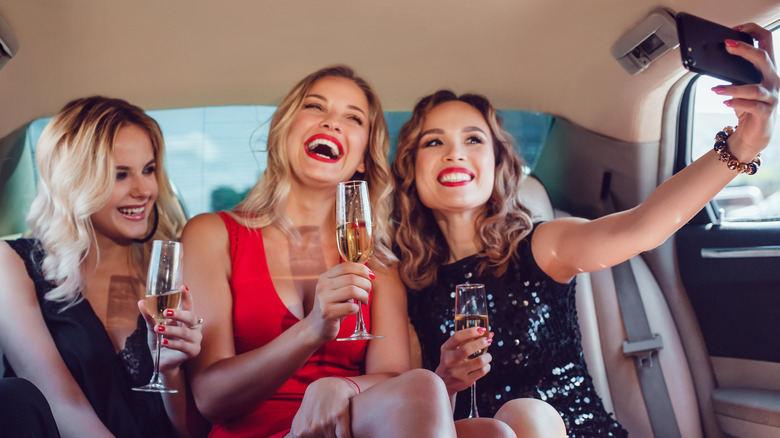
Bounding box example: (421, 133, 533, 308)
(118, 205, 146, 219)
(305, 134, 344, 162)
(437, 168, 474, 186)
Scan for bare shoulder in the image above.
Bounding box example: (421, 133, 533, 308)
(181, 213, 232, 293)
(531, 217, 590, 283)
(368, 261, 404, 292)
(182, 212, 229, 236)
(182, 212, 230, 250)
(0, 240, 32, 291)
(0, 240, 41, 340)
(533, 216, 589, 245)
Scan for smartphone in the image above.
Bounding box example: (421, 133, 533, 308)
(676, 12, 762, 85)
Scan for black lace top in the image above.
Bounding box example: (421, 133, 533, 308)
(407, 231, 628, 437)
(4, 238, 175, 438)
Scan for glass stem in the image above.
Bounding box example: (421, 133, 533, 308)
(469, 381, 479, 418)
(151, 332, 163, 384)
(354, 301, 368, 334)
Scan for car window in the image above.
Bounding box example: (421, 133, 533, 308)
(26, 107, 551, 218)
(689, 27, 780, 221)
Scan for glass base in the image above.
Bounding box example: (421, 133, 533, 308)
(336, 331, 385, 341)
(132, 383, 178, 394)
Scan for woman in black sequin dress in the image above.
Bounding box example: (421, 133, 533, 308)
(391, 34, 778, 437)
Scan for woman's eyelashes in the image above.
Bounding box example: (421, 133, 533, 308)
(465, 135, 484, 144)
(303, 102, 364, 126)
(422, 137, 443, 148)
(421, 135, 484, 148)
(115, 164, 156, 181)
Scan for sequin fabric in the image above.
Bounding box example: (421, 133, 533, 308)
(408, 237, 628, 437)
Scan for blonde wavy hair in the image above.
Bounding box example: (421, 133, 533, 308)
(234, 65, 396, 266)
(27, 96, 187, 305)
(391, 90, 534, 289)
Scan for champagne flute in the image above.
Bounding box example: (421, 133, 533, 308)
(454, 283, 489, 418)
(133, 240, 183, 393)
(335, 180, 383, 341)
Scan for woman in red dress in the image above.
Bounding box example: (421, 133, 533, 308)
(182, 65, 501, 437)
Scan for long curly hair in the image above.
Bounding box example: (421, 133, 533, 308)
(27, 96, 186, 305)
(234, 65, 396, 266)
(391, 90, 533, 289)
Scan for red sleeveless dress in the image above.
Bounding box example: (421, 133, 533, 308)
(208, 212, 370, 438)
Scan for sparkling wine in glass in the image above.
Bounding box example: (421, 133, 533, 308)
(133, 240, 183, 393)
(335, 180, 383, 341)
(454, 283, 489, 418)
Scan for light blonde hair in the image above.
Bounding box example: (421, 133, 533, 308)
(27, 96, 186, 305)
(235, 65, 396, 265)
(392, 90, 533, 289)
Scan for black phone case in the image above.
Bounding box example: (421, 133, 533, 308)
(676, 12, 762, 85)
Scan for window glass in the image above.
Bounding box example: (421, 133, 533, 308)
(689, 28, 780, 221)
(27, 107, 551, 218)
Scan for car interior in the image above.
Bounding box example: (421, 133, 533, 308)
(0, 1, 779, 437)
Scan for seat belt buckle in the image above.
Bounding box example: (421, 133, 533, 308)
(622, 334, 663, 368)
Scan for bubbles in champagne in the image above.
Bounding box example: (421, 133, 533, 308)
(336, 221, 373, 263)
(145, 290, 182, 324)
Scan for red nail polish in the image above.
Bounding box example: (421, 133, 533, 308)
(368, 270, 376, 280)
(724, 99, 733, 107)
(162, 338, 169, 345)
(733, 25, 744, 31)
(156, 325, 165, 332)
(184, 285, 189, 292)
(486, 338, 493, 344)
(712, 86, 726, 95)
(477, 327, 487, 334)
(725, 39, 739, 48)
(165, 309, 174, 317)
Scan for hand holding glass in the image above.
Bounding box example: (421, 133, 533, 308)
(454, 283, 489, 418)
(133, 240, 183, 393)
(336, 180, 383, 341)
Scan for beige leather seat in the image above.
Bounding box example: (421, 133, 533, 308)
(519, 172, 700, 438)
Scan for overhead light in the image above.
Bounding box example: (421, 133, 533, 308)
(611, 8, 679, 75)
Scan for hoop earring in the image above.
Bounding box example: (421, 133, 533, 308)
(134, 203, 159, 244)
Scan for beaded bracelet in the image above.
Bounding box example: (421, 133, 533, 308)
(714, 126, 761, 175)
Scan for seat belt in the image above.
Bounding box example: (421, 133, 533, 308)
(613, 260, 682, 438)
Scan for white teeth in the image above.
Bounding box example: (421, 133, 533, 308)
(439, 173, 473, 183)
(119, 207, 145, 215)
(306, 138, 341, 159)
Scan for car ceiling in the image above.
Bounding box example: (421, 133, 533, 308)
(0, 1, 778, 145)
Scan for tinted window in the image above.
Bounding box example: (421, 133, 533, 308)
(688, 28, 780, 221)
(27, 106, 552, 218)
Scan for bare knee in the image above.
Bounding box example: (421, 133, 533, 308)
(351, 369, 456, 437)
(386, 368, 448, 407)
(455, 418, 516, 438)
(495, 398, 567, 438)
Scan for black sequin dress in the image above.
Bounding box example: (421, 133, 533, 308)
(407, 231, 628, 437)
(4, 238, 175, 438)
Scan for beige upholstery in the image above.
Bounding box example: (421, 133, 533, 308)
(525, 174, 703, 437)
(579, 260, 702, 438)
